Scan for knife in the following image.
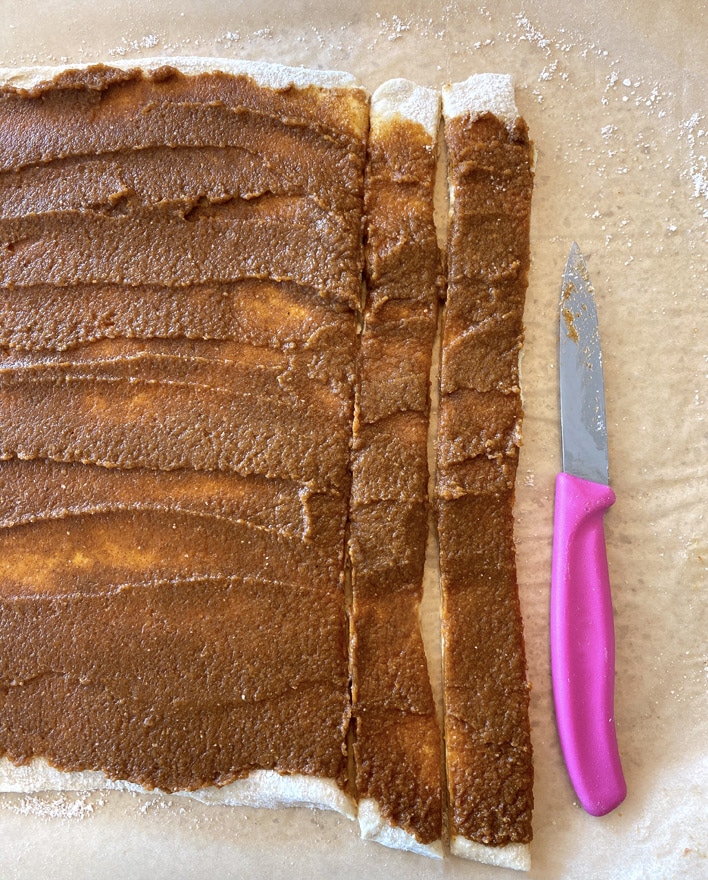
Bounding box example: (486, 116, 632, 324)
(550, 242, 627, 816)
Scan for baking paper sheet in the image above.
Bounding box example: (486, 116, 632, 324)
(0, 1, 706, 877)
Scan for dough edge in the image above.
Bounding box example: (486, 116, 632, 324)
(371, 78, 440, 139)
(0, 55, 362, 92)
(0, 757, 356, 817)
(442, 72, 518, 128)
(357, 799, 443, 859)
(451, 834, 531, 872)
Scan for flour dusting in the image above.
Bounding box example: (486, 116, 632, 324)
(0, 792, 99, 821)
(682, 114, 708, 217)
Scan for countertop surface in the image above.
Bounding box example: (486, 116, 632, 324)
(0, 2, 706, 878)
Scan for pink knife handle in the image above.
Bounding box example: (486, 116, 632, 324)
(551, 472, 626, 816)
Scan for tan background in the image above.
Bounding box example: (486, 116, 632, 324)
(1, 1, 707, 877)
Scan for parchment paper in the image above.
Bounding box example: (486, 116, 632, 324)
(0, 1, 706, 878)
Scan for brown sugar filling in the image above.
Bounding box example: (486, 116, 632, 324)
(0, 64, 535, 854)
(0, 65, 367, 793)
(348, 115, 444, 845)
(436, 112, 534, 847)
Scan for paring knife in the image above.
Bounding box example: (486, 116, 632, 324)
(550, 243, 627, 816)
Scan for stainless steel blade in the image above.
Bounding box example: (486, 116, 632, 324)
(559, 243, 610, 485)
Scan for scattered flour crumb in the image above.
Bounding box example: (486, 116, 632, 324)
(138, 796, 176, 815)
(539, 60, 558, 81)
(682, 114, 708, 216)
(375, 13, 412, 42)
(1, 793, 96, 820)
(108, 34, 160, 57)
(515, 13, 552, 53)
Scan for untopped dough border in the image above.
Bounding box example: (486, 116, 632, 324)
(0, 757, 356, 816)
(0, 55, 361, 92)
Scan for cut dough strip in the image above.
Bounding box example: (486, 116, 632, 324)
(348, 79, 444, 858)
(436, 74, 534, 872)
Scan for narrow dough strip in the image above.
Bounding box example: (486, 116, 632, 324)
(436, 74, 534, 872)
(349, 79, 444, 857)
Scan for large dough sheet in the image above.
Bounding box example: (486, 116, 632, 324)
(0, 1, 706, 878)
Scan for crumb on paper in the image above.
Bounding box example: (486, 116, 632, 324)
(682, 113, 708, 216)
(375, 13, 412, 42)
(108, 34, 160, 57)
(138, 796, 176, 815)
(0, 792, 98, 821)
